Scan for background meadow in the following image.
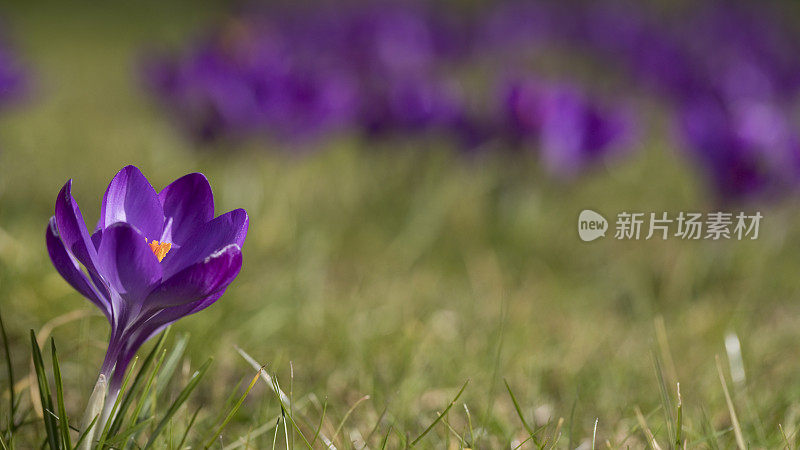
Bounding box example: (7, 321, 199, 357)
(2, 0, 800, 448)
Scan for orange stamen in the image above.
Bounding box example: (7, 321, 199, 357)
(148, 240, 172, 262)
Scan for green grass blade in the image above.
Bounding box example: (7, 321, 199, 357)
(332, 395, 369, 441)
(410, 379, 469, 446)
(176, 406, 200, 450)
(379, 425, 392, 450)
(716, 355, 746, 449)
(153, 333, 187, 397)
(73, 415, 98, 449)
(511, 434, 535, 450)
(134, 333, 187, 428)
(289, 362, 294, 450)
(130, 348, 167, 427)
(504, 378, 539, 446)
(106, 329, 169, 436)
(567, 399, 576, 450)
(694, 407, 723, 450)
(652, 350, 676, 445)
(435, 412, 467, 449)
(207, 377, 244, 434)
(143, 357, 212, 449)
(203, 368, 262, 448)
(104, 417, 153, 447)
(675, 383, 683, 449)
(0, 309, 15, 433)
(309, 397, 328, 448)
(271, 416, 280, 450)
(234, 348, 315, 447)
(281, 405, 290, 450)
(464, 403, 474, 447)
(49, 338, 71, 449)
(269, 376, 312, 449)
(779, 424, 792, 449)
(29, 330, 59, 450)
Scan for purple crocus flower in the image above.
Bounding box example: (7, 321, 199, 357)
(45, 166, 248, 426)
(503, 78, 634, 177)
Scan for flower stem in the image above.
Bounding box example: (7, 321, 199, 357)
(98, 385, 121, 434)
(79, 373, 107, 450)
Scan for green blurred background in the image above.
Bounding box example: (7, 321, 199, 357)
(2, 1, 800, 447)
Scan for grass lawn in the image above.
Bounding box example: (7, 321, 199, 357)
(2, 1, 800, 448)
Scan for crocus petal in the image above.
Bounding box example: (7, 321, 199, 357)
(46, 217, 111, 320)
(145, 244, 241, 309)
(100, 166, 164, 240)
(137, 290, 226, 344)
(158, 173, 214, 246)
(97, 223, 163, 306)
(91, 229, 103, 250)
(136, 290, 225, 343)
(54, 180, 100, 273)
(161, 208, 248, 278)
(115, 289, 226, 379)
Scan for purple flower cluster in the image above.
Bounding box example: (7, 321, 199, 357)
(670, 5, 800, 201)
(143, 3, 466, 144)
(143, 1, 800, 199)
(144, 2, 629, 175)
(566, 2, 800, 200)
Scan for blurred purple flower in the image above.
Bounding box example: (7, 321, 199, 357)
(361, 75, 466, 136)
(142, 21, 360, 144)
(46, 166, 248, 422)
(684, 3, 800, 99)
(0, 29, 27, 107)
(582, 7, 701, 99)
(142, 46, 261, 142)
(0, 51, 24, 104)
(504, 78, 634, 177)
(340, 3, 452, 77)
(663, 2, 800, 200)
(566, 1, 800, 199)
(142, 3, 469, 145)
(678, 95, 800, 201)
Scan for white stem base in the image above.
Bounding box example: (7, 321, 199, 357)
(80, 374, 107, 450)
